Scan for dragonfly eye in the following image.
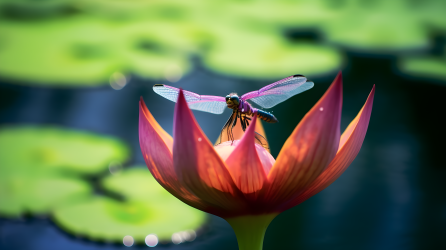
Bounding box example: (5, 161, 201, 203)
(226, 95, 230, 101)
(230, 96, 239, 104)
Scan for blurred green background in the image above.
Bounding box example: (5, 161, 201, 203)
(0, 0, 445, 249)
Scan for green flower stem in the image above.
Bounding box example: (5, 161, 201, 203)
(226, 213, 278, 250)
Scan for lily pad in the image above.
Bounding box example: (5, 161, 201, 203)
(0, 172, 91, 217)
(0, 16, 193, 86)
(412, 0, 446, 30)
(0, 18, 123, 86)
(101, 167, 172, 202)
(397, 56, 446, 82)
(202, 27, 343, 79)
(322, 3, 429, 52)
(219, 0, 338, 29)
(0, 126, 129, 175)
(53, 168, 207, 243)
(118, 20, 197, 79)
(77, 0, 200, 21)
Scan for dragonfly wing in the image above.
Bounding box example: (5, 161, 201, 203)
(188, 96, 228, 114)
(153, 84, 200, 102)
(241, 75, 313, 109)
(249, 81, 314, 109)
(153, 84, 227, 114)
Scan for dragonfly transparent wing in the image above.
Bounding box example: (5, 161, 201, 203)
(153, 84, 227, 114)
(241, 75, 313, 109)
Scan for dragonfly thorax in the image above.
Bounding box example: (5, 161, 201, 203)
(225, 93, 240, 110)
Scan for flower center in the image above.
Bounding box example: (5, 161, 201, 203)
(214, 140, 275, 175)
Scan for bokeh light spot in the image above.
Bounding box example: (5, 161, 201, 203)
(110, 72, 127, 90)
(109, 161, 123, 175)
(171, 233, 182, 244)
(145, 234, 158, 247)
(185, 230, 196, 242)
(123, 235, 134, 247)
(164, 64, 183, 83)
(179, 230, 196, 242)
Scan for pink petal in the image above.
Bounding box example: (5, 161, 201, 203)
(265, 72, 343, 204)
(173, 90, 246, 211)
(140, 98, 173, 151)
(225, 115, 268, 197)
(287, 85, 375, 208)
(139, 98, 174, 185)
(139, 98, 206, 211)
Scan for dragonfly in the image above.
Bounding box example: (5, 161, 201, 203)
(153, 74, 314, 148)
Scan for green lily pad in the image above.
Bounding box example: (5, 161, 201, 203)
(322, 3, 429, 52)
(77, 0, 199, 21)
(219, 0, 338, 29)
(101, 167, 171, 202)
(413, 0, 446, 30)
(202, 26, 343, 79)
(397, 56, 446, 82)
(0, 18, 123, 86)
(118, 20, 197, 80)
(0, 0, 78, 20)
(325, 19, 428, 52)
(0, 172, 91, 217)
(53, 168, 206, 243)
(0, 126, 129, 175)
(0, 16, 193, 86)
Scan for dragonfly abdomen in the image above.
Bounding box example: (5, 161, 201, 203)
(256, 110, 278, 123)
(238, 100, 277, 123)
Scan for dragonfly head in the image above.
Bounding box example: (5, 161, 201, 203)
(226, 93, 240, 109)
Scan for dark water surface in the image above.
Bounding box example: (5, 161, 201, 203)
(1, 56, 445, 250)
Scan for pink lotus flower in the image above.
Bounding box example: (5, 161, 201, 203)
(139, 72, 374, 250)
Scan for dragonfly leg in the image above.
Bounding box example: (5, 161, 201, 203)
(254, 132, 269, 149)
(217, 112, 235, 145)
(227, 121, 234, 144)
(232, 112, 238, 128)
(240, 115, 247, 131)
(228, 112, 238, 144)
